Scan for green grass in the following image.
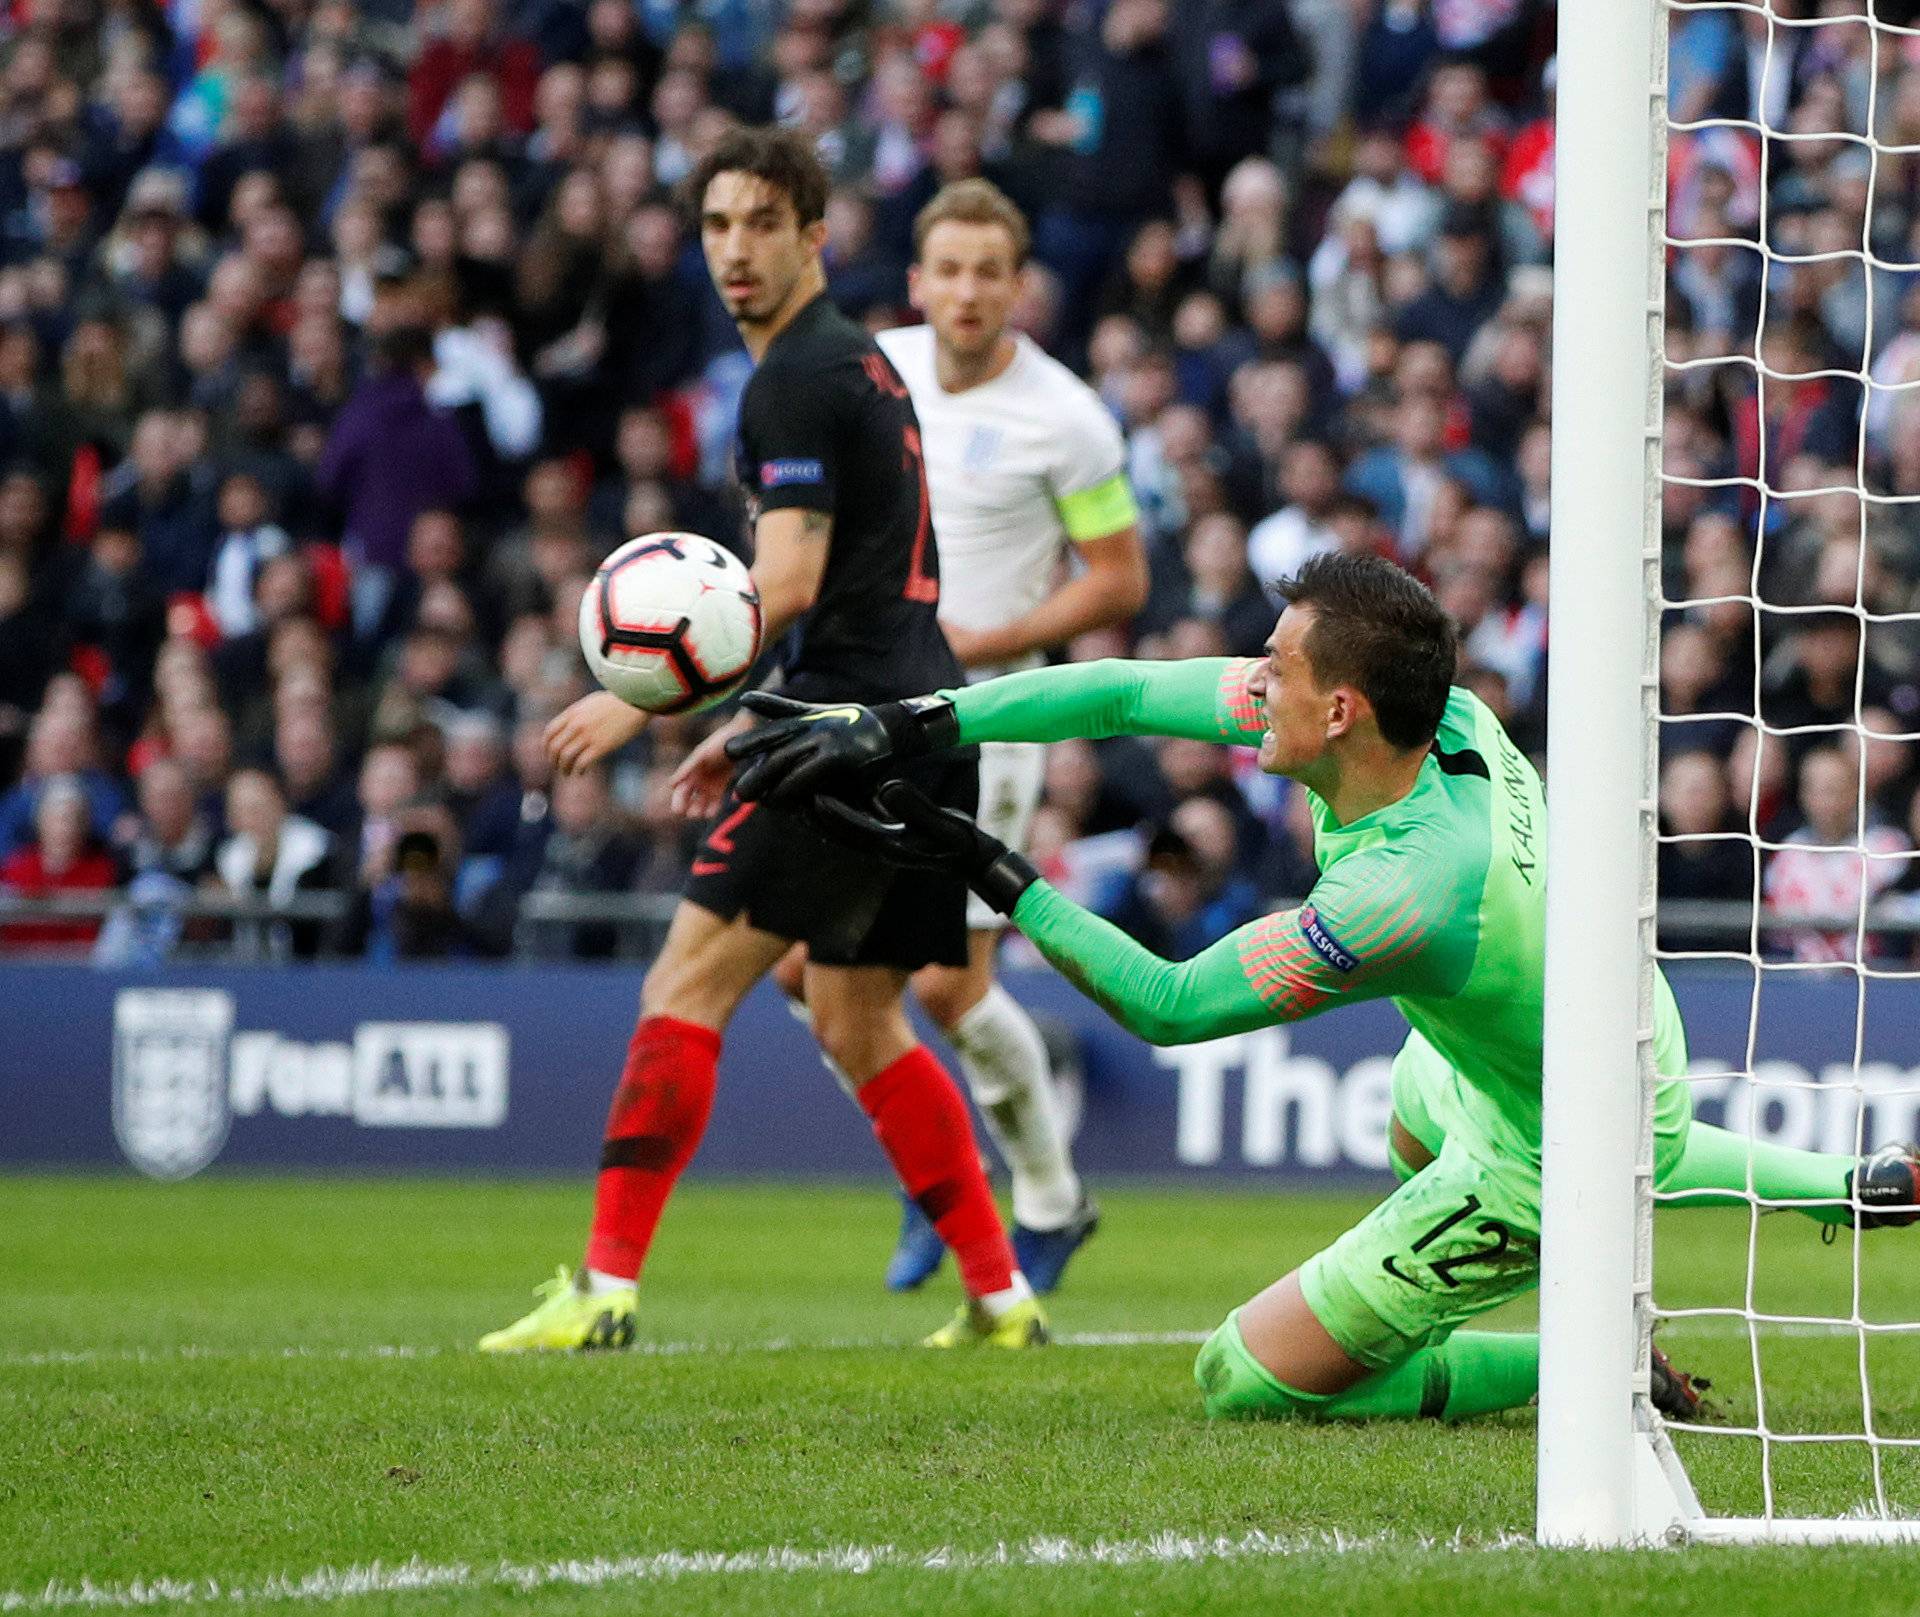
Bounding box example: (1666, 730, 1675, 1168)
(4, 1175, 1920, 1614)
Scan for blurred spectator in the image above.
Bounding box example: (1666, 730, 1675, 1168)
(0, 708, 129, 853)
(318, 324, 478, 640)
(444, 711, 521, 859)
(216, 766, 337, 961)
(122, 756, 216, 884)
(349, 740, 421, 887)
(63, 521, 166, 728)
(410, 0, 543, 147)
(1344, 392, 1513, 560)
(1657, 750, 1755, 954)
(0, 550, 59, 781)
(1209, 157, 1291, 305)
(1764, 612, 1897, 767)
(1393, 203, 1506, 363)
(1154, 512, 1273, 656)
(1763, 746, 1911, 963)
(1031, 0, 1185, 348)
(275, 704, 358, 840)
(1168, 1, 1310, 190)
(204, 472, 292, 640)
(1257, 782, 1322, 901)
(511, 763, 638, 959)
(98, 409, 213, 597)
(1101, 797, 1259, 958)
(0, 776, 117, 951)
(1463, 319, 1545, 461)
(1247, 438, 1342, 585)
(1406, 59, 1509, 184)
(337, 816, 490, 960)
(171, 702, 235, 828)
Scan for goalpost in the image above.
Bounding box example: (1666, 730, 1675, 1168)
(1541, 0, 1920, 1546)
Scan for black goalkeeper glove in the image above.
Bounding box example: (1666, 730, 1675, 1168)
(812, 778, 1038, 917)
(725, 690, 960, 805)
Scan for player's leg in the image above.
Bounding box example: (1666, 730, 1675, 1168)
(1658, 1118, 1920, 1228)
(772, 939, 863, 1093)
(806, 958, 1045, 1347)
(583, 902, 792, 1279)
(774, 940, 955, 1291)
(480, 898, 789, 1351)
(914, 929, 1097, 1293)
(1199, 1272, 1540, 1420)
(916, 737, 1095, 1288)
(1192, 1140, 1543, 1421)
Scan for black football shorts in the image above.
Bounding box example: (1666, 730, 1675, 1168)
(683, 753, 978, 970)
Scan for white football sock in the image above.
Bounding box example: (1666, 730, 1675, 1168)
(950, 985, 1081, 1231)
(978, 1272, 1035, 1317)
(584, 1268, 635, 1295)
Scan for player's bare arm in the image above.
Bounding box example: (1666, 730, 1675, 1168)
(940, 527, 1148, 669)
(546, 690, 651, 777)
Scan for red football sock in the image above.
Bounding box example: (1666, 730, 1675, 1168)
(859, 1045, 1017, 1298)
(584, 1015, 721, 1280)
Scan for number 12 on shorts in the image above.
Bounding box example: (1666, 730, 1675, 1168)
(1381, 1194, 1513, 1290)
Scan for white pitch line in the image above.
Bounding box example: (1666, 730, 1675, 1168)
(7, 1319, 1909, 1369)
(9, 1318, 1911, 1369)
(0, 1331, 1208, 1370)
(0, 1527, 1521, 1613)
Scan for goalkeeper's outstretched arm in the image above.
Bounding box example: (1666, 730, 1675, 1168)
(727, 656, 1270, 804)
(1006, 874, 1430, 1048)
(945, 656, 1270, 750)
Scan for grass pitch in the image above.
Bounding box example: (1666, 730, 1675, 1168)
(5, 1175, 1920, 1614)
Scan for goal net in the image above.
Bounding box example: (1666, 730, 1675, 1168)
(1541, 0, 1920, 1546)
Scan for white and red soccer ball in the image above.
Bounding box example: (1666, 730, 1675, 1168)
(578, 532, 762, 714)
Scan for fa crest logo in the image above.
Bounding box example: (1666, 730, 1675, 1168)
(113, 990, 234, 1180)
(963, 426, 1002, 472)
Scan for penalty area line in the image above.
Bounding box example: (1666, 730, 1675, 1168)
(0, 1331, 1209, 1369)
(0, 1528, 1520, 1612)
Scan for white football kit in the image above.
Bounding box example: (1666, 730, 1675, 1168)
(876, 324, 1137, 929)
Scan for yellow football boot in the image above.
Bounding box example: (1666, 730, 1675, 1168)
(922, 1295, 1050, 1349)
(478, 1266, 637, 1352)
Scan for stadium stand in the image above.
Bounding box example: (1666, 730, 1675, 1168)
(0, 0, 1903, 966)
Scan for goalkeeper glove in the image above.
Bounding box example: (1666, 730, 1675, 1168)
(813, 778, 1038, 917)
(726, 690, 960, 804)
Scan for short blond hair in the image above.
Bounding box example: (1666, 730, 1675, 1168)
(912, 178, 1031, 267)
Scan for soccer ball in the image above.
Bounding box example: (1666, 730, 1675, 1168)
(579, 532, 762, 715)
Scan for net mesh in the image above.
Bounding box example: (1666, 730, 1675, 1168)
(1653, 0, 1920, 1522)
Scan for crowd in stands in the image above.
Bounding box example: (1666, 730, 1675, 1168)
(0, 0, 1908, 966)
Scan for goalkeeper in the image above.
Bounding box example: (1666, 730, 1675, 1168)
(725, 554, 1920, 1422)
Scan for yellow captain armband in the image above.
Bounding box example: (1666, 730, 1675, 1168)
(1057, 473, 1138, 543)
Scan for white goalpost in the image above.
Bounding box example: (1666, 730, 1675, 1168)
(1538, 0, 1673, 1547)
(1541, 0, 1920, 1545)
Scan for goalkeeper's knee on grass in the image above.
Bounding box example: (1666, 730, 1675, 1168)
(1193, 1312, 1538, 1423)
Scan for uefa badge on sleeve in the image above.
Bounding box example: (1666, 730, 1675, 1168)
(112, 989, 236, 1180)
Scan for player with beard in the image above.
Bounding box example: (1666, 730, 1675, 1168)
(482, 128, 1045, 1353)
(775, 179, 1147, 1294)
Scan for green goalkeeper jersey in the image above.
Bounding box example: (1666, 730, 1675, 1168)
(947, 656, 1689, 1173)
